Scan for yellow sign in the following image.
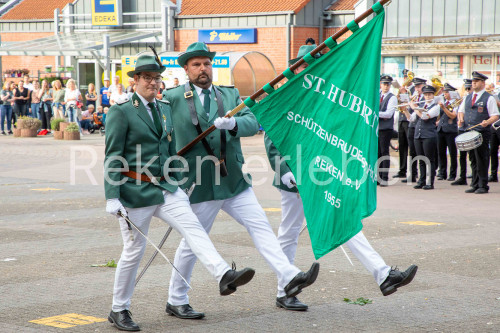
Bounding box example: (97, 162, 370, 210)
(399, 221, 444, 226)
(30, 188, 62, 192)
(91, 0, 122, 26)
(263, 208, 282, 212)
(30, 313, 107, 328)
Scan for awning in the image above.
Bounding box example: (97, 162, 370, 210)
(0, 30, 161, 56)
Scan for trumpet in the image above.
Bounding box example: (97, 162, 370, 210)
(396, 100, 425, 108)
(431, 76, 443, 96)
(402, 71, 414, 87)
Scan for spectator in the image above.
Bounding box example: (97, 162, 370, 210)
(23, 74, 33, 91)
(1, 81, 14, 135)
(305, 37, 316, 45)
(109, 83, 128, 105)
(30, 81, 41, 119)
(13, 80, 29, 118)
(107, 75, 120, 98)
(173, 77, 179, 87)
(52, 80, 65, 119)
(39, 80, 53, 133)
(126, 82, 135, 99)
(125, 77, 134, 94)
(102, 106, 109, 125)
(100, 78, 111, 108)
(80, 104, 95, 134)
(96, 105, 104, 121)
(85, 83, 98, 107)
(64, 79, 83, 132)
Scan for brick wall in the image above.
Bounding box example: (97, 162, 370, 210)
(1, 32, 57, 80)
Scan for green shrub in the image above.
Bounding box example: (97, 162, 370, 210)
(50, 118, 65, 131)
(23, 117, 42, 130)
(65, 123, 80, 132)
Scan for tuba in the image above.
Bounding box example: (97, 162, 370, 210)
(431, 76, 443, 96)
(402, 71, 414, 87)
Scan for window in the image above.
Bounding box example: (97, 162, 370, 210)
(471, 54, 493, 78)
(382, 56, 405, 79)
(412, 56, 435, 79)
(439, 56, 463, 80)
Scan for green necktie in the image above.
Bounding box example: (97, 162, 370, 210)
(148, 102, 162, 134)
(202, 88, 211, 117)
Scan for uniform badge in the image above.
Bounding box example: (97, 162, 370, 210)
(478, 107, 484, 113)
(133, 99, 140, 108)
(167, 133, 172, 142)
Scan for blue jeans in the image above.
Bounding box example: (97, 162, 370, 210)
(31, 103, 41, 119)
(1, 104, 13, 131)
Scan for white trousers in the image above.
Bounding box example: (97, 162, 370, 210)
(168, 187, 301, 305)
(112, 188, 230, 312)
(278, 190, 391, 292)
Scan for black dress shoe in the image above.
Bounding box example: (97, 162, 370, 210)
(276, 296, 308, 311)
(393, 174, 406, 179)
(166, 303, 205, 319)
(475, 187, 488, 194)
(380, 265, 418, 296)
(108, 310, 140, 331)
(219, 263, 255, 296)
(413, 183, 423, 189)
(437, 176, 445, 180)
(447, 177, 456, 181)
(422, 185, 434, 190)
(465, 187, 478, 193)
(488, 175, 498, 182)
(451, 178, 467, 185)
(284, 262, 320, 298)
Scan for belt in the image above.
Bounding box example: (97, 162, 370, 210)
(122, 170, 165, 183)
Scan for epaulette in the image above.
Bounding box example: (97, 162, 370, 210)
(218, 85, 235, 88)
(165, 86, 178, 91)
(116, 98, 129, 105)
(157, 99, 170, 104)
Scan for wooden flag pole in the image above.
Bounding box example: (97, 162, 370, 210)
(177, 0, 391, 157)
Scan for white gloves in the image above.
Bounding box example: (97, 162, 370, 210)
(106, 198, 127, 217)
(281, 172, 296, 189)
(214, 112, 236, 130)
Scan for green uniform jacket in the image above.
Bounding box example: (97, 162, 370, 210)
(264, 133, 298, 193)
(104, 93, 178, 208)
(164, 85, 259, 204)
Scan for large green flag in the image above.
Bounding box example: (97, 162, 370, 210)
(250, 10, 384, 259)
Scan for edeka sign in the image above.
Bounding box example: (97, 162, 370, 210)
(199, 29, 257, 44)
(91, 0, 122, 26)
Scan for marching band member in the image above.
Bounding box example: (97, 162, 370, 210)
(410, 85, 440, 190)
(436, 83, 459, 181)
(457, 72, 500, 194)
(451, 79, 472, 186)
(378, 75, 398, 186)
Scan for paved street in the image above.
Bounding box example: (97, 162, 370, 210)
(0, 134, 499, 332)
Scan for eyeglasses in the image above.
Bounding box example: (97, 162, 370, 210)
(139, 75, 163, 83)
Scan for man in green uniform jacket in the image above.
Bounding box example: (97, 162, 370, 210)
(164, 42, 320, 319)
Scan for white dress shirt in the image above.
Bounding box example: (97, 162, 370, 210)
(379, 92, 398, 119)
(458, 88, 500, 117)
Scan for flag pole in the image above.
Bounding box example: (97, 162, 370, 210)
(177, 0, 391, 157)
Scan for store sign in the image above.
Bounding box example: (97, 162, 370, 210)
(199, 29, 257, 44)
(122, 55, 231, 88)
(472, 55, 500, 70)
(91, 0, 122, 26)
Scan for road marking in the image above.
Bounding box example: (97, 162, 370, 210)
(30, 187, 62, 192)
(400, 221, 444, 226)
(263, 208, 281, 212)
(30, 313, 107, 328)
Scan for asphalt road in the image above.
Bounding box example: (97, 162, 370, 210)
(0, 134, 499, 332)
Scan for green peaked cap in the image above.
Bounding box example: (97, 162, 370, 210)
(289, 44, 322, 65)
(127, 54, 166, 76)
(177, 42, 216, 67)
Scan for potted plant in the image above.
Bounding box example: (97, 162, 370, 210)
(65, 66, 74, 72)
(57, 66, 65, 72)
(64, 122, 80, 140)
(45, 65, 52, 73)
(20, 117, 41, 137)
(51, 118, 66, 140)
(22, 68, 30, 75)
(4, 69, 12, 76)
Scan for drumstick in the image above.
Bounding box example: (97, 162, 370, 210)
(465, 123, 484, 131)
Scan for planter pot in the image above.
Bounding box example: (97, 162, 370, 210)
(21, 129, 38, 137)
(57, 67, 64, 72)
(65, 67, 74, 72)
(17, 73, 22, 77)
(12, 128, 21, 137)
(53, 130, 64, 140)
(64, 131, 80, 140)
(59, 122, 70, 132)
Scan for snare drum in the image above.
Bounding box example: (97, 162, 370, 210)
(455, 130, 483, 151)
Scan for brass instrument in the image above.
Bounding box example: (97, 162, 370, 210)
(446, 97, 464, 111)
(431, 76, 443, 96)
(493, 119, 500, 131)
(402, 71, 414, 87)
